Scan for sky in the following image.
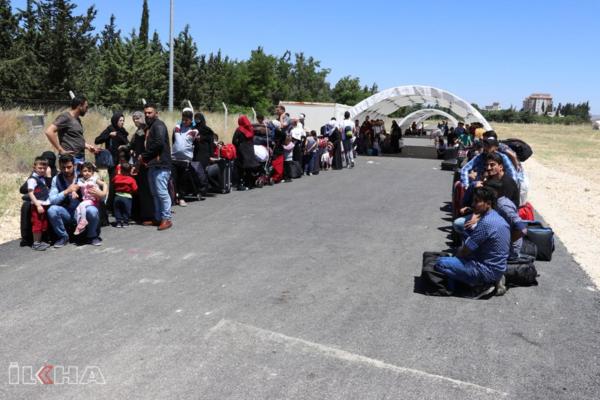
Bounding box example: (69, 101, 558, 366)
(11, 0, 600, 114)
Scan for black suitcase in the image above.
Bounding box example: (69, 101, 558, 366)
(525, 221, 555, 261)
(505, 255, 538, 286)
(211, 159, 232, 194)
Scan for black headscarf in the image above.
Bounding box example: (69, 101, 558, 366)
(193, 112, 216, 167)
(41, 151, 57, 177)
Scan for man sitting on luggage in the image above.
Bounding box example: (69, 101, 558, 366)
(436, 186, 510, 298)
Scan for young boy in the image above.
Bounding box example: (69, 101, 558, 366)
(112, 162, 138, 228)
(27, 157, 51, 251)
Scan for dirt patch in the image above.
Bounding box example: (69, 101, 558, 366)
(524, 157, 600, 287)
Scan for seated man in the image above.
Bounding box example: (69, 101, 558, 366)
(47, 154, 107, 247)
(460, 135, 518, 190)
(436, 186, 510, 298)
(455, 178, 527, 262)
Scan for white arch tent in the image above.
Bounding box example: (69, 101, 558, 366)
(398, 109, 459, 131)
(348, 85, 492, 131)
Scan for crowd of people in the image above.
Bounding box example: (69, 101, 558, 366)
(21, 98, 363, 250)
(431, 129, 531, 299)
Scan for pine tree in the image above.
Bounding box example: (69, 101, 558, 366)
(139, 0, 149, 48)
(173, 25, 199, 107)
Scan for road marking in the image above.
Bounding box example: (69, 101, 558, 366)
(206, 319, 508, 397)
(182, 253, 196, 260)
(139, 278, 165, 285)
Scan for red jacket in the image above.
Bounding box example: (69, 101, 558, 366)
(112, 174, 138, 194)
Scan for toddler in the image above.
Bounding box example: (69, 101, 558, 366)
(74, 162, 104, 235)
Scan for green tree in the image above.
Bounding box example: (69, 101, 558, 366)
(332, 76, 368, 105)
(173, 25, 199, 106)
(138, 0, 149, 47)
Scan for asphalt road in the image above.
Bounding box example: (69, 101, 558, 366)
(1, 154, 599, 400)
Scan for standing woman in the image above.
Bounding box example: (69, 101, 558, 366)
(329, 121, 343, 170)
(95, 112, 129, 170)
(390, 120, 402, 153)
(129, 111, 155, 223)
(232, 115, 259, 191)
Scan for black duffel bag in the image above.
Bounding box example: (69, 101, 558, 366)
(419, 251, 453, 296)
(505, 255, 538, 286)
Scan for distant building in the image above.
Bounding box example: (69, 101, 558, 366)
(484, 102, 501, 111)
(523, 93, 553, 115)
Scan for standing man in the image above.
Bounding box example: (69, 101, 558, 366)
(45, 95, 98, 170)
(341, 111, 355, 168)
(140, 103, 173, 231)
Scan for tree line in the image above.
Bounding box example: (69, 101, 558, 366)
(475, 102, 591, 125)
(0, 0, 377, 114)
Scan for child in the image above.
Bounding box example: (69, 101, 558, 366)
(74, 162, 104, 235)
(318, 135, 330, 170)
(282, 135, 295, 182)
(27, 157, 51, 251)
(112, 162, 138, 228)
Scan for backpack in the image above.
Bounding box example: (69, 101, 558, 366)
(219, 144, 237, 160)
(518, 202, 535, 221)
(344, 124, 353, 139)
(501, 138, 533, 162)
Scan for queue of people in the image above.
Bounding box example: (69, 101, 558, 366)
(21, 99, 360, 250)
(431, 130, 532, 299)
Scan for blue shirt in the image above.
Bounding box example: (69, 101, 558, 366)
(496, 196, 527, 259)
(463, 209, 510, 282)
(460, 151, 518, 188)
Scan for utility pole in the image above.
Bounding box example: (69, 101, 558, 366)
(168, 0, 174, 112)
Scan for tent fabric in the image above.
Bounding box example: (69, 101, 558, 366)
(348, 85, 492, 130)
(398, 109, 459, 130)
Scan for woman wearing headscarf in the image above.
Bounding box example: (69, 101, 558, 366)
(232, 115, 259, 191)
(390, 120, 402, 153)
(192, 112, 215, 170)
(129, 111, 155, 223)
(327, 120, 343, 170)
(95, 111, 129, 166)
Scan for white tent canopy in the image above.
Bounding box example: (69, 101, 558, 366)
(398, 109, 459, 130)
(348, 85, 492, 131)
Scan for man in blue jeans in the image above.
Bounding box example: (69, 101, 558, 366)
(140, 103, 173, 231)
(47, 155, 106, 247)
(436, 186, 510, 299)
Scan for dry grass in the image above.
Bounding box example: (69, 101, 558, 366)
(492, 122, 600, 185)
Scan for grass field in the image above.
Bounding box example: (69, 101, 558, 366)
(1, 109, 599, 242)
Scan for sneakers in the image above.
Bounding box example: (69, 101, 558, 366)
(495, 276, 507, 296)
(32, 241, 50, 251)
(237, 185, 249, 191)
(53, 236, 69, 248)
(88, 237, 102, 246)
(178, 199, 187, 207)
(471, 285, 496, 300)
